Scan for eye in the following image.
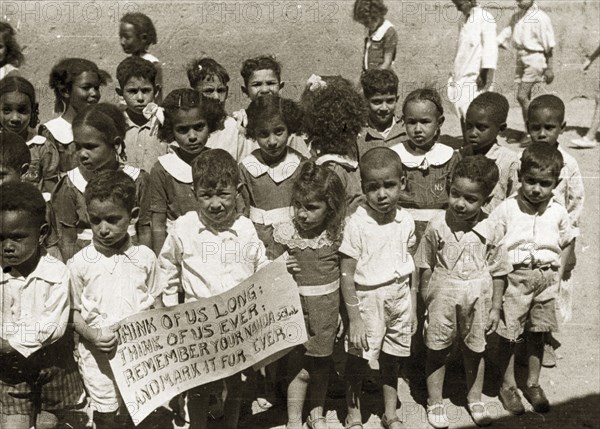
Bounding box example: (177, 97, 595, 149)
(89, 216, 101, 225)
(193, 122, 206, 132)
(174, 126, 189, 134)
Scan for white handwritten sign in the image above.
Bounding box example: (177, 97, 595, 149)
(109, 259, 306, 424)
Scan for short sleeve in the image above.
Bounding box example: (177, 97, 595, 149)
(149, 162, 169, 214)
(382, 26, 398, 54)
(136, 170, 152, 226)
(67, 257, 85, 311)
(538, 13, 556, 51)
(558, 209, 574, 249)
(51, 176, 80, 228)
(339, 215, 362, 260)
(414, 222, 438, 269)
(486, 228, 512, 277)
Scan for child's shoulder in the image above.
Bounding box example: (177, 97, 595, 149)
(40, 117, 73, 144)
(52, 168, 81, 196)
(141, 52, 160, 64)
(372, 19, 396, 41)
(152, 152, 193, 183)
(557, 145, 580, 169)
(33, 254, 68, 281)
(26, 134, 49, 147)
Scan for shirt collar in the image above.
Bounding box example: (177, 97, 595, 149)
(481, 142, 501, 159)
(44, 116, 73, 144)
(446, 210, 493, 242)
(1, 255, 65, 284)
(516, 189, 555, 215)
(392, 141, 455, 170)
(370, 19, 394, 42)
(364, 117, 405, 141)
(158, 153, 193, 183)
(195, 211, 240, 237)
(241, 147, 302, 183)
(124, 111, 151, 131)
(68, 165, 140, 193)
(315, 154, 358, 170)
(356, 205, 407, 225)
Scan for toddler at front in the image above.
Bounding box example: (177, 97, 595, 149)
(69, 171, 164, 429)
(272, 161, 346, 429)
(159, 149, 268, 429)
(415, 156, 511, 428)
(339, 147, 416, 429)
(490, 143, 573, 416)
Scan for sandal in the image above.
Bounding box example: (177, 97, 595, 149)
(381, 413, 403, 429)
(426, 403, 449, 429)
(467, 402, 492, 426)
(307, 415, 328, 429)
(345, 417, 364, 429)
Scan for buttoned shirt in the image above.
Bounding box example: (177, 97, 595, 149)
(123, 112, 168, 173)
(454, 6, 498, 80)
(357, 117, 407, 160)
(497, 2, 555, 53)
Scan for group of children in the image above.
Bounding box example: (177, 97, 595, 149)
(0, 5, 588, 429)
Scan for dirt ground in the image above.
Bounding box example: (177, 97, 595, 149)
(2, 0, 599, 427)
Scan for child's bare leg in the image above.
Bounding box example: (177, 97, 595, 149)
(461, 344, 485, 403)
(307, 357, 330, 423)
(526, 332, 545, 386)
(187, 388, 209, 429)
(517, 82, 535, 129)
(223, 374, 245, 429)
(345, 354, 368, 423)
(426, 347, 450, 404)
(286, 347, 309, 428)
(379, 352, 404, 425)
(585, 92, 600, 140)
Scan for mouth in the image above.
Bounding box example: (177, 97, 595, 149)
(87, 98, 99, 104)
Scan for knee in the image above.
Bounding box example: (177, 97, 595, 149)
(516, 92, 529, 105)
(1, 414, 33, 429)
(296, 368, 311, 383)
(36, 412, 59, 429)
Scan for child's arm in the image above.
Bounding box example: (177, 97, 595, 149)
(72, 310, 119, 353)
(340, 255, 368, 351)
(583, 45, 600, 70)
(151, 212, 168, 255)
(51, 178, 80, 261)
(487, 276, 506, 334)
(544, 49, 554, 84)
(135, 171, 153, 248)
(149, 164, 170, 254)
(157, 229, 184, 307)
(379, 26, 398, 70)
(479, 11, 498, 90)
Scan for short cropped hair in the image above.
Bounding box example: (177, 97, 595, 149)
(467, 92, 509, 125)
(452, 155, 499, 197)
(116, 56, 157, 88)
(360, 147, 403, 182)
(0, 181, 46, 227)
(191, 148, 239, 191)
(84, 170, 137, 213)
(528, 94, 565, 123)
(120, 12, 157, 45)
(240, 55, 281, 87)
(360, 69, 399, 99)
(0, 132, 31, 171)
(520, 142, 564, 180)
(187, 57, 230, 88)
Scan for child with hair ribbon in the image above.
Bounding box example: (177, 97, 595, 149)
(0, 21, 23, 80)
(272, 161, 346, 429)
(52, 103, 152, 261)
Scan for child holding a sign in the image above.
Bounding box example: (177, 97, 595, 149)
(272, 161, 346, 429)
(69, 171, 164, 429)
(159, 149, 268, 429)
(339, 147, 416, 429)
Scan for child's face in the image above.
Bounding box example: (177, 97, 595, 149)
(520, 167, 557, 206)
(293, 197, 328, 234)
(403, 100, 443, 151)
(362, 165, 406, 215)
(0, 91, 32, 136)
(452, 0, 475, 15)
(527, 108, 565, 147)
(255, 116, 289, 164)
(195, 183, 238, 230)
(448, 177, 486, 221)
(0, 38, 6, 64)
(368, 92, 398, 129)
(194, 75, 228, 105)
(516, 0, 534, 10)
(67, 71, 101, 113)
(87, 197, 136, 249)
(243, 69, 281, 101)
(74, 124, 118, 171)
(119, 22, 147, 55)
(365, 17, 384, 32)
(464, 106, 505, 152)
(0, 165, 22, 186)
(0, 210, 44, 270)
(120, 76, 156, 116)
(172, 107, 210, 155)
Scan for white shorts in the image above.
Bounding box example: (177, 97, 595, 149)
(78, 340, 121, 413)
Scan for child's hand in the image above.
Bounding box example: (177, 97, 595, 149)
(583, 58, 593, 72)
(89, 324, 120, 354)
(410, 308, 418, 336)
(544, 69, 555, 84)
(285, 255, 301, 274)
(336, 314, 345, 339)
(36, 367, 59, 385)
(349, 319, 369, 351)
(486, 309, 501, 335)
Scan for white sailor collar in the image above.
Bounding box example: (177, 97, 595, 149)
(26, 135, 47, 146)
(315, 154, 358, 170)
(44, 117, 73, 144)
(141, 52, 159, 64)
(67, 165, 141, 193)
(393, 142, 454, 170)
(370, 19, 394, 42)
(241, 148, 302, 183)
(158, 153, 192, 184)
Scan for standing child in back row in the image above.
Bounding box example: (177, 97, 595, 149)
(0, 22, 24, 80)
(353, 0, 397, 70)
(497, 0, 555, 142)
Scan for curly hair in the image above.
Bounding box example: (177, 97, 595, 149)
(301, 76, 367, 156)
(451, 155, 499, 198)
(353, 0, 388, 25)
(0, 76, 39, 128)
(467, 92, 509, 125)
(292, 161, 346, 241)
(528, 94, 565, 123)
(158, 89, 225, 143)
(191, 148, 239, 191)
(0, 132, 30, 172)
(73, 103, 128, 161)
(520, 142, 563, 181)
(187, 57, 230, 88)
(84, 170, 137, 213)
(0, 180, 46, 227)
(402, 87, 444, 117)
(120, 12, 157, 45)
(116, 56, 157, 88)
(0, 22, 25, 68)
(240, 55, 281, 87)
(360, 69, 398, 99)
(245, 94, 303, 140)
(48, 58, 111, 113)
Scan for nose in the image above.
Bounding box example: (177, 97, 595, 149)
(187, 130, 198, 143)
(99, 223, 110, 237)
(209, 197, 222, 211)
(88, 87, 99, 99)
(259, 84, 271, 94)
(376, 187, 386, 199)
(8, 112, 21, 123)
(455, 198, 465, 210)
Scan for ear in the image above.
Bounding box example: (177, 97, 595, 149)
(113, 136, 124, 152)
(19, 163, 30, 177)
(438, 115, 445, 127)
(399, 175, 407, 191)
(29, 102, 40, 128)
(241, 85, 248, 97)
(59, 86, 71, 100)
(279, 81, 285, 91)
(38, 223, 50, 245)
(139, 32, 149, 43)
(499, 122, 507, 133)
(395, 95, 400, 103)
(115, 87, 123, 97)
(224, 86, 230, 101)
(484, 193, 494, 205)
(129, 207, 140, 226)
